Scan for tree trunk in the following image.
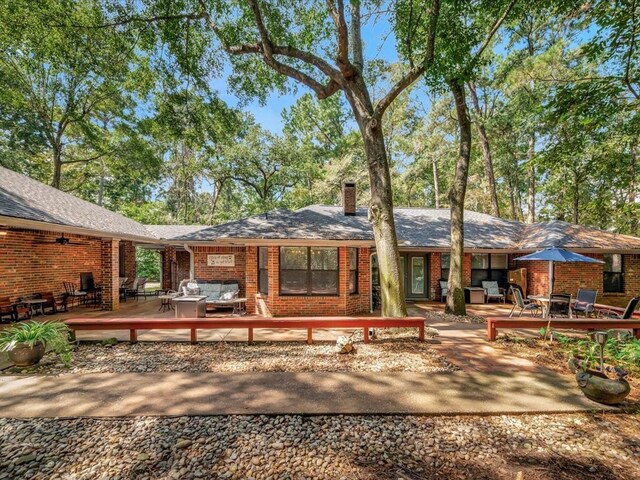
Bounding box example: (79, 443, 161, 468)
(572, 168, 580, 224)
(52, 144, 63, 189)
(432, 156, 440, 208)
(361, 120, 407, 317)
(509, 179, 517, 219)
(446, 79, 472, 316)
(630, 143, 638, 234)
(468, 82, 500, 217)
(344, 78, 407, 318)
(527, 134, 536, 223)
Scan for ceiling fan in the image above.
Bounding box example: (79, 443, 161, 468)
(34, 234, 88, 246)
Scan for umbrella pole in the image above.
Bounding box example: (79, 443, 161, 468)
(544, 261, 554, 341)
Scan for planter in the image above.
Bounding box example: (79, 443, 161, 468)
(568, 357, 631, 405)
(8, 342, 45, 367)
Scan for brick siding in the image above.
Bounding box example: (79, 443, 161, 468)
(192, 246, 247, 297)
(0, 227, 119, 310)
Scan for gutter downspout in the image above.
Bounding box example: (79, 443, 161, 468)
(184, 244, 195, 280)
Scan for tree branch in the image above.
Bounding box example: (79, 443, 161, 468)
(327, 0, 351, 72)
(472, 0, 519, 63)
(349, 0, 364, 71)
(373, 0, 440, 118)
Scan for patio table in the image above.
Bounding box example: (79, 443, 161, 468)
(158, 293, 177, 312)
(21, 298, 47, 316)
(528, 295, 575, 319)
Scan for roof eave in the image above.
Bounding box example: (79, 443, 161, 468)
(0, 215, 160, 244)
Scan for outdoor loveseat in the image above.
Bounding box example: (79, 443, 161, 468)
(180, 279, 240, 310)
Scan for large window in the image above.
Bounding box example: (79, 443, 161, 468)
(349, 248, 358, 294)
(604, 254, 623, 293)
(258, 247, 268, 294)
(280, 247, 339, 295)
(441, 253, 450, 280)
(471, 253, 508, 287)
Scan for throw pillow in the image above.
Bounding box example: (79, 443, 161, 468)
(185, 282, 200, 295)
(220, 290, 238, 300)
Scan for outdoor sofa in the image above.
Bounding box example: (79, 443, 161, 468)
(180, 279, 240, 310)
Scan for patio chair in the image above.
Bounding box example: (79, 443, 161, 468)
(482, 281, 506, 303)
(0, 297, 29, 323)
(548, 293, 572, 317)
(39, 292, 61, 314)
(125, 277, 147, 301)
(80, 272, 102, 307)
(571, 288, 597, 317)
(439, 280, 448, 302)
(509, 287, 541, 317)
(598, 297, 640, 319)
(63, 282, 87, 308)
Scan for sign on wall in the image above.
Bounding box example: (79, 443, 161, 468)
(207, 254, 235, 267)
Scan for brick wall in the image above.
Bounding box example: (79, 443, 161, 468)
(0, 227, 102, 302)
(192, 246, 247, 297)
(121, 241, 136, 280)
(511, 253, 640, 308)
(101, 238, 119, 310)
(161, 246, 177, 289)
(233, 245, 371, 316)
(430, 252, 472, 300)
(0, 227, 120, 310)
(176, 251, 190, 283)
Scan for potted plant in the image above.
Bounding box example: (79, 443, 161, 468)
(0, 321, 73, 367)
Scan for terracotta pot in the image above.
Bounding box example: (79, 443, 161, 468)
(8, 342, 45, 367)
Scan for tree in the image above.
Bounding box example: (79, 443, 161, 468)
(0, 0, 152, 189)
(99, 0, 451, 317)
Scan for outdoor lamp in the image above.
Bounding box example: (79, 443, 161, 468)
(593, 331, 608, 372)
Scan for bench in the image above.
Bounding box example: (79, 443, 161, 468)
(64, 316, 426, 345)
(487, 316, 640, 341)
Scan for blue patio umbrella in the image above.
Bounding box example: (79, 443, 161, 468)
(515, 247, 603, 296)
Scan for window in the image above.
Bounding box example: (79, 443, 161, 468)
(258, 247, 268, 294)
(441, 253, 450, 280)
(280, 247, 339, 295)
(349, 248, 358, 294)
(471, 253, 508, 287)
(604, 254, 623, 293)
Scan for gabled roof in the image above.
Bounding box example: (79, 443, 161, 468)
(174, 204, 640, 251)
(145, 225, 210, 240)
(0, 166, 152, 239)
(519, 220, 640, 250)
(171, 208, 374, 242)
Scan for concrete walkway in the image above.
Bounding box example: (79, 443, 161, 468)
(0, 369, 610, 418)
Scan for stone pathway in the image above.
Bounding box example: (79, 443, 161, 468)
(0, 368, 610, 418)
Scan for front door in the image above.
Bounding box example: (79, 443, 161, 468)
(400, 253, 428, 299)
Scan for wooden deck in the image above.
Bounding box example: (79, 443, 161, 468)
(487, 316, 640, 341)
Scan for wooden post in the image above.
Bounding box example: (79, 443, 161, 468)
(419, 325, 425, 342)
(130, 329, 137, 344)
(190, 328, 197, 344)
(248, 327, 254, 344)
(307, 328, 313, 345)
(363, 326, 369, 344)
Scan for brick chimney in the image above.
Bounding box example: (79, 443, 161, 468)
(342, 182, 356, 216)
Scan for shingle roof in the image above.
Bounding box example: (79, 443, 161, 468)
(174, 204, 640, 250)
(519, 221, 640, 250)
(0, 166, 152, 239)
(145, 225, 210, 240)
(171, 208, 374, 242)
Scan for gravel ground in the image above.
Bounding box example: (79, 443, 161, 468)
(1, 413, 638, 480)
(424, 310, 487, 324)
(2, 330, 457, 375)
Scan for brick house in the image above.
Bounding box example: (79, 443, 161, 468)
(3, 167, 640, 315)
